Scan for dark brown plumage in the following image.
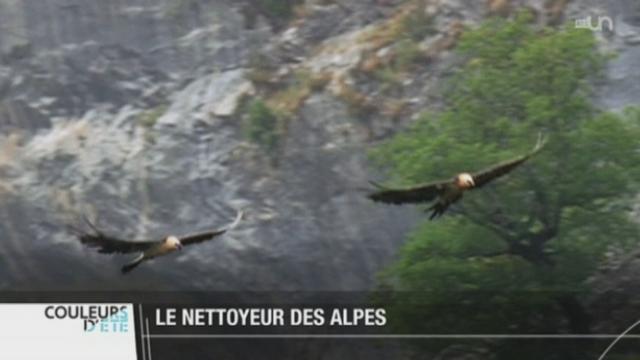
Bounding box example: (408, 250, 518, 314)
(368, 134, 546, 219)
(75, 210, 242, 273)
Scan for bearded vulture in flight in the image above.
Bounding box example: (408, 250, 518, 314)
(368, 134, 546, 219)
(77, 210, 243, 273)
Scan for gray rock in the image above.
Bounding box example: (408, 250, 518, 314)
(0, 99, 50, 132)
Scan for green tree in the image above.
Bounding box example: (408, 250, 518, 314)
(372, 12, 640, 359)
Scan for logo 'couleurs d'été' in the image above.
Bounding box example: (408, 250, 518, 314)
(44, 305, 129, 333)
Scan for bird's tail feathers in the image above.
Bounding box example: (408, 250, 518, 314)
(121, 255, 144, 274)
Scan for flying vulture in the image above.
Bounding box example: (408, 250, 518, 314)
(368, 134, 546, 219)
(76, 210, 243, 273)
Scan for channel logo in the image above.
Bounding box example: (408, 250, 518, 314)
(44, 305, 130, 333)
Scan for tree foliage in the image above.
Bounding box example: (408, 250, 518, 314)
(244, 99, 280, 155)
(372, 12, 640, 358)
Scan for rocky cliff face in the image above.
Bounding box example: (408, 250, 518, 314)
(0, 0, 638, 292)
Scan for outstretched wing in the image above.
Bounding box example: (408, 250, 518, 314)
(471, 133, 546, 188)
(180, 210, 243, 247)
(367, 180, 448, 204)
(75, 219, 159, 254)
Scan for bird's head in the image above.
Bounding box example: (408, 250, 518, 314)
(166, 236, 183, 251)
(456, 173, 475, 189)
